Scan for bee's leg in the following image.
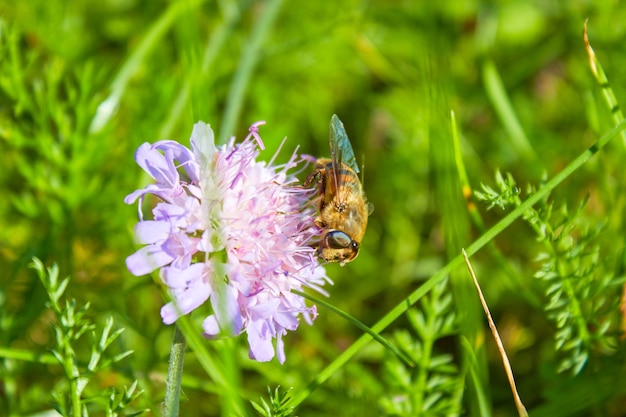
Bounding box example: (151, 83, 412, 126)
(304, 168, 324, 188)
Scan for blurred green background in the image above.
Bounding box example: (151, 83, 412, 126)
(1, 0, 626, 416)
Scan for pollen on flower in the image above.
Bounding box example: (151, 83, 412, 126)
(125, 121, 330, 363)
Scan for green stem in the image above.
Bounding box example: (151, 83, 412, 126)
(219, 0, 284, 141)
(159, 1, 241, 138)
(557, 260, 591, 348)
(451, 111, 541, 308)
(482, 59, 537, 164)
(294, 290, 414, 367)
(584, 22, 626, 146)
(163, 326, 187, 417)
(70, 379, 81, 417)
(413, 311, 435, 412)
(64, 342, 82, 417)
(175, 315, 247, 416)
(0, 347, 57, 364)
(220, 338, 242, 417)
(89, 0, 206, 133)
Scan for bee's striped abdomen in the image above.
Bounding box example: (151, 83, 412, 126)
(324, 161, 362, 197)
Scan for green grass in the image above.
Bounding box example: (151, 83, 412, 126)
(2, 1, 626, 416)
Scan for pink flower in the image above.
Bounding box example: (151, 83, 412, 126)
(125, 121, 330, 363)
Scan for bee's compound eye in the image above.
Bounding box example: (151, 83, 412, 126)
(325, 231, 352, 249)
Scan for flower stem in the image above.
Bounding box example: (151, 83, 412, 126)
(219, 0, 284, 141)
(163, 325, 186, 417)
(69, 363, 82, 417)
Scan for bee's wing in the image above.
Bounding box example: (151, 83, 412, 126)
(330, 114, 360, 174)
(329, 114, 358, 205)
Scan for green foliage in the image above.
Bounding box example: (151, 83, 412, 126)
(1, 0, 626, 416)
(475, 171, 522, 211)
(379, 279, 462, 416)
(534, 202, 621, 374)
(30, 258, 144, 416)
(0, 23, 109, 227)
(251, 386, 296, 417)
(476, 174, 623, 375)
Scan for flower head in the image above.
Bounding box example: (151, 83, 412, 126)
(126, 121, 330, 363)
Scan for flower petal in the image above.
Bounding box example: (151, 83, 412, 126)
(161, 275, 212, 324)
(126, 244, 174, 276)
(273, 309, 299, 331)
(276, 330, 286, 364)
(246, 320, 275, 362)
(160, 263, 206, 289)
(134, 220, 171, 244)
(202, 315, 220, 337)
(249, 298, 281, 319)
(134, 141, 180, 187)
(190, 122, 216, 167)
(211, 282, 243, 335)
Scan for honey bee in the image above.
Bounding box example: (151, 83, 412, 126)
(305, 114, 371, 266)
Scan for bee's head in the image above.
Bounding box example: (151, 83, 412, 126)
(318, 230, 360, 266)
